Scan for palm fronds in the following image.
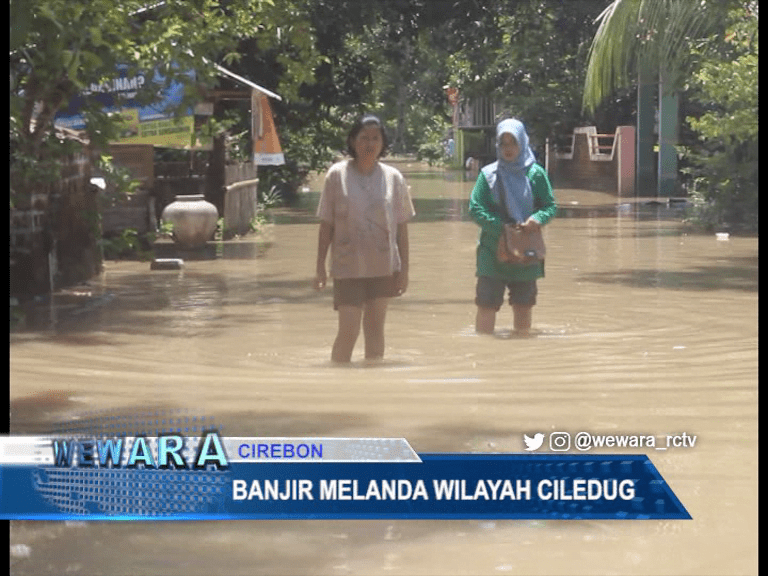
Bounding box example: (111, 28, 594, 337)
(583, 0, 721, 111)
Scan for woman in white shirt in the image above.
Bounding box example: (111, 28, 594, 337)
(314, 115, 415, 363)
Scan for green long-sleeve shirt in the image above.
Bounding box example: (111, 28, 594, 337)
(468, 163, 556, 281)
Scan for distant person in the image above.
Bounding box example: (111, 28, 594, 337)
(468, 118, 556, 335)
(314, 115, 416, 363)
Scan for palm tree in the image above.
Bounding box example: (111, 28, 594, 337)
(582, 0, 724, 196)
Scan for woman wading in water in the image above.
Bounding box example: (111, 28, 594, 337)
(314, 115, 415, 362)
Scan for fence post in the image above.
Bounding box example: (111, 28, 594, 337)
(658, 74, 679, 197)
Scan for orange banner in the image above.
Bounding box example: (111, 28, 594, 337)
(252, 92, 285, 165)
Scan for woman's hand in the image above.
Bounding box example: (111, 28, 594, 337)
(395, 269, 409, 295)
(520, 217, 541, 232)
(314, 267, 327, 291)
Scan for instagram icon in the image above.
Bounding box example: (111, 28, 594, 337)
(549, 432, 571, 451)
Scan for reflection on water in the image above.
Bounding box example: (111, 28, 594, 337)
(291, 168, 691, 225)
(10, 168, 758, 576)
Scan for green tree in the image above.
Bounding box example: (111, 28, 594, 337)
(229, 0, 380, 202)
(247, 0, 457, 200)
(683, 3, 758, 231)
(9, 0, 318, 203)
(446, 0, 609, 150)
(354, 6, 454, 157)
(582, 0, 725, 112)
(582, 0, 734, 196)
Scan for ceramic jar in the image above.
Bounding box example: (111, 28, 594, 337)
(161, 194, 219, 248)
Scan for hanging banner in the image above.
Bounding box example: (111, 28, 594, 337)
(251, 91, 285, 166)
(54, 67, 195, 149)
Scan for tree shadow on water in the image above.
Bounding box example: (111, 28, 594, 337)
(9, 390, 76, 434)
(12, 273, 323, 340)
(9, 396, 372, 440)
(578, 257, 758, 292)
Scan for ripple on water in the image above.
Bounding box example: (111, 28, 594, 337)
(9, 210, 758, 576)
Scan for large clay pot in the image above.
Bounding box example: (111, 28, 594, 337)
(161, 194, 219, 249)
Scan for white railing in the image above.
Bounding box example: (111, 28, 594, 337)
(458, 97, 502, 128)
(553, 127, 616, 161)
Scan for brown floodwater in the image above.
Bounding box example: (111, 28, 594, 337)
(9, 165, 758, 575)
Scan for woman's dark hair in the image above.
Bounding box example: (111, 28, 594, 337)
(346, 114, 389, 158)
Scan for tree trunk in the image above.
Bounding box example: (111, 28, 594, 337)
(206, 100, 227, 217)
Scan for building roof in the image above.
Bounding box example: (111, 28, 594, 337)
(129, 3, 282, 101)
(212, 62, 282, 101)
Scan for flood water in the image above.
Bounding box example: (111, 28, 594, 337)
(9, 164, 758, 575)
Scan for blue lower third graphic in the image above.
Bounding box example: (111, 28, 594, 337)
(0, 452, 690, 520)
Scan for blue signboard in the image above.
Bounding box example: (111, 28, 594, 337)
(54, 66, 196, 147)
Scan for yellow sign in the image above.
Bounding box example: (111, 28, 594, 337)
(115, 109, 194, 148)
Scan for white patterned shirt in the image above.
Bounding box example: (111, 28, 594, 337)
(317, 159, 415, 278)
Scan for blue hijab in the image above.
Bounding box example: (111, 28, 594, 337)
(481, 119, 536, 223)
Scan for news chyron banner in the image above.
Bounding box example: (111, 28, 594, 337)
(0, 433, 690, 521)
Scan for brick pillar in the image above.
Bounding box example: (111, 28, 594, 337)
(617, 126, 635, 197)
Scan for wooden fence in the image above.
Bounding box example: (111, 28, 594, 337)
(153, 161, 259, 238)
(109, 146, 260, 239)
(223, 163, 259, 237)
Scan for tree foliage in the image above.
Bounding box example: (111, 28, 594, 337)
(13, 0, 757, 233)
(582, 0, 728, 113)
(446, 0, 609, 148)
(350, 7, 454, 156)
(683, 2, 758, 231)
(9, 0, 319, 202)
(580, 0, 757, 229)
(232, 0, 377, 201)
(248, 0, 459, 198)
(10, 0, 618, 204)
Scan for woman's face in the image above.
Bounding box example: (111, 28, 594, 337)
(499, 133, 520, 162)
(351, 124, 384, 162)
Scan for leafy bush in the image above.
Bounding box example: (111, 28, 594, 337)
(100, 228, 153, 260)
(683, 4, 758, 232)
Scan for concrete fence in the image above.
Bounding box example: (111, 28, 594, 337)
(546, 126, 635, 196)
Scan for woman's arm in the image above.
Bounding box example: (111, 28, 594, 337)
(469, 172, 503, 236)
(395, 222, 409, 294)
(526, 166, 557, 227)
(314, 166, 340, 290)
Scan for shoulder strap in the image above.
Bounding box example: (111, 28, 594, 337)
(494, 176, 514, 224)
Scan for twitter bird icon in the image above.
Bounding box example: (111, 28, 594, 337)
(523, 433, 544, 451)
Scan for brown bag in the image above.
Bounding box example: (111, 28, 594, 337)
(497, 223, 546, 264)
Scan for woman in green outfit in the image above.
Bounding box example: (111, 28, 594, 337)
(469, 118, 557, 335)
